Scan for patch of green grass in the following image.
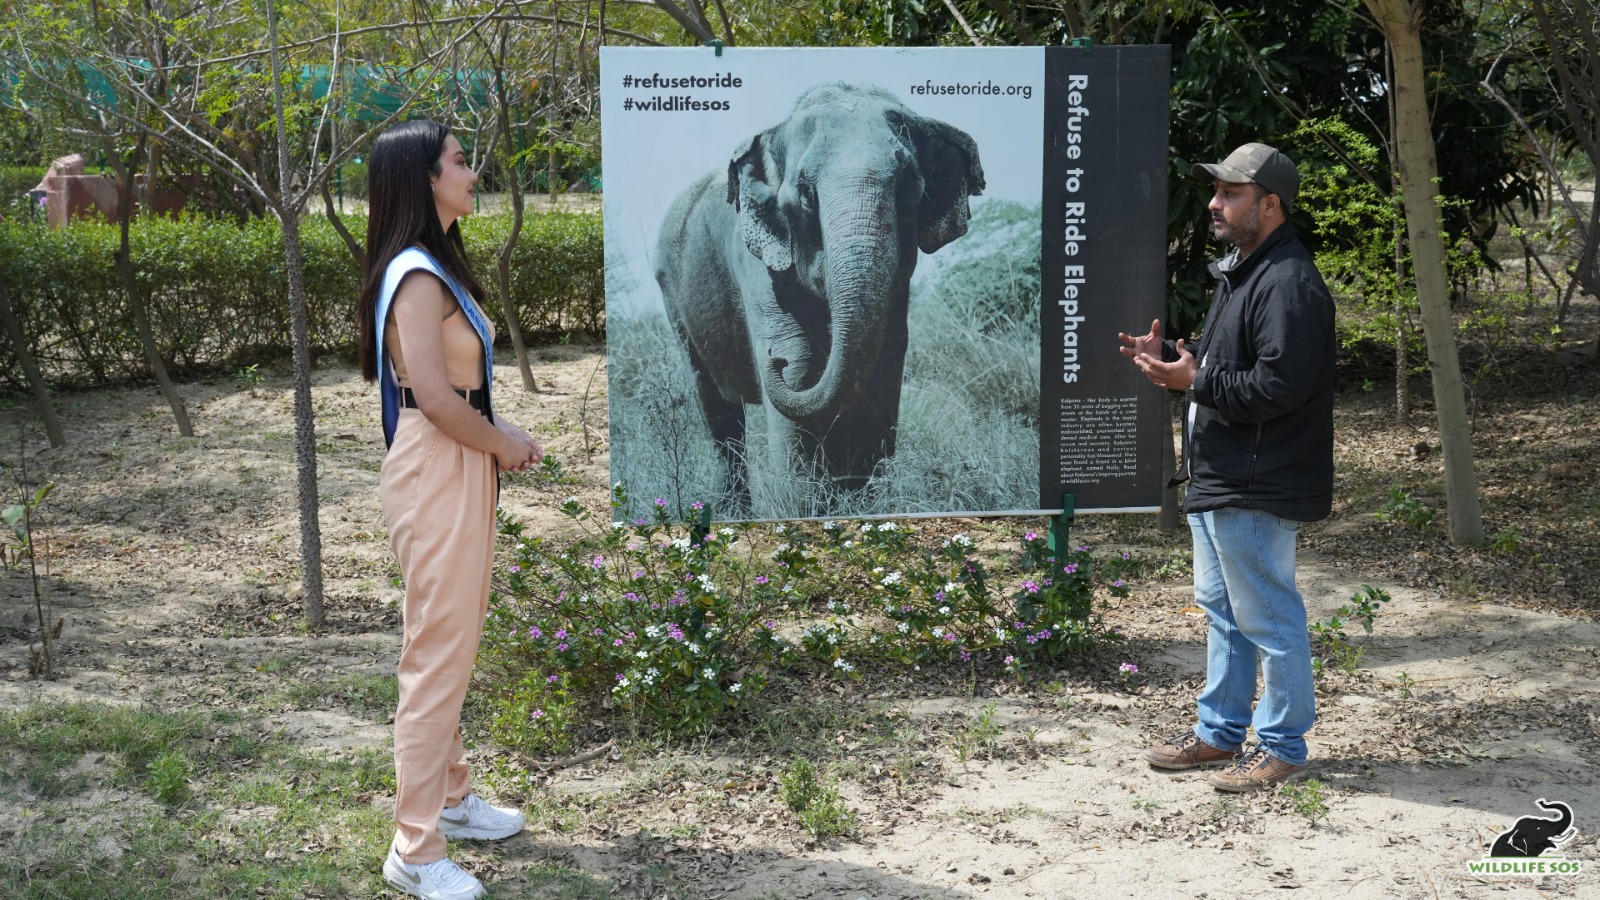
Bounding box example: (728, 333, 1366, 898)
(778, 758, 856, 839)
(952, 701, 1003, 764)
(0, 703, 621, 899)
(277, 672, 399, 721)
(1281, 778, 1331, 825)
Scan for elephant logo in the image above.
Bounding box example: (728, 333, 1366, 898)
(654, 82, 984, 515)
(1489, 799, 1575, 858)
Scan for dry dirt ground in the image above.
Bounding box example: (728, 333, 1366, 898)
(1, 335, 1598, 899)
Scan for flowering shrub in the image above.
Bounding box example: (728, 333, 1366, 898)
(477, 487, 1134, 754)
(478, 486, 809, 752)
(807, 521, 1132, 668)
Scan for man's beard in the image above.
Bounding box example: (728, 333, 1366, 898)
(1212, 203, 1262, 249)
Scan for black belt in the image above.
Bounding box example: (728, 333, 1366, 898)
(400, 387, 488, 415)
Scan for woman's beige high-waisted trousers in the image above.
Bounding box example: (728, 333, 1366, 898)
(380, 406, 497, 864)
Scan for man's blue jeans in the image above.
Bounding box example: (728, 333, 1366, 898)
(1187, 507, 1315, 766)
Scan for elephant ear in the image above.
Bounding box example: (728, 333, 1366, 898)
(911, 118, 986, 254)
(727, 133, 793, 272)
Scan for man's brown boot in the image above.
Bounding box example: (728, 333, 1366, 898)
(1208, 746, 1309, 792)
(1144, 728, 1236, 770)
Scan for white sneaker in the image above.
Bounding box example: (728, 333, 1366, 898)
(438, 792, 526, 841)
(382, 847, 485, 900)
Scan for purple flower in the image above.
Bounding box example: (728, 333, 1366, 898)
(593, 627, 605, 636)
(528, 626, 543, 639)
(1119, 662, 1140, 675)
(613, 638, 625, 647)
(633, 570, 646, 580)
(1020, 580, 1040, 594)
(591, 556, 605, 569)
(556, 642, 569, 651)
(755, 575, 769, 585)
(624, 592, 640, 602)
(1112, 579, 1126, 588)
(547, 675, 559, 684)
(1025, 531, 1037, 541)
(508, 564, 522, 574)
(531, 709, 544, 719)
(633, 518, 647, 526)
(691, 500, 705, 510)
(554, 629, 568, 640)
(1004, 655, 1016, 665)
(654, 498, 667, 507)
(1063, 563, 1079, 574)
(934, 590, 945, 601)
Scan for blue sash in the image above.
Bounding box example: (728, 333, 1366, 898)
(374, 247, 495, 448)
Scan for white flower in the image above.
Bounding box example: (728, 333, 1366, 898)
(878, 521, 898, 532)
(869, 634, 880, 644)
(872, 566, 885, 575)
(898, 622, 910, 633)
(729, 682, 743, 694)
(702, 667, 715, 679)
(697, 573, 717, 593)
(932, 626, 945, 638)
(826, 632, 838, 645)
(843, 540, 855, 549)
(719, 527, 735, 537)
(939, 606, 951, 616)
(782, 583, 794, 593)
(635, 650, 650, 659)
(880, 571, 902, 586)
(568, 495, 583, 504)
(995, 628, 1009, 641)
(610, 521, 626, 530)
(672, 537, 692, 551)
(944, 582, 959, 594)
(823, 520, 838, 531)
(775, 524, 787, 534)
(833, 658, 855, 673)
(645, 624, 661, 638)
(706, 625, 721, 637)
(688, 642, 702, 655)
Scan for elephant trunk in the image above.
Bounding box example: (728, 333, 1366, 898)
(763, 185, 899, 421)
(1537, 800, 1573, 832)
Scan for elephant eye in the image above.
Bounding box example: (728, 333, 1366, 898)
(797, 180, 816, 211)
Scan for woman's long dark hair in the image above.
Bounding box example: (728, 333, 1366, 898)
(356, 119, 488, 382)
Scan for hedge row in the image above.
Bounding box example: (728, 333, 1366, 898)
(0, 210, 603, 390)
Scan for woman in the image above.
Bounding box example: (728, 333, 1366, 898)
(357, 119, 541, 900)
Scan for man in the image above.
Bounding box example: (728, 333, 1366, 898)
(1118, 142, 1335, 792)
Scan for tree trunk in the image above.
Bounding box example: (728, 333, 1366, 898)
(0, 279, 64, 448)
(1385, 40, 1411, 425)
(320, 180, 366, 272)
(110, 138, 193, 438)
(492, 30, 537, 392)
(269, 0, 326, 628)
(1365, 0, 1484, 546)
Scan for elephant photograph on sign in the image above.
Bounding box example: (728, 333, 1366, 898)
(607, 80, 1042, 521)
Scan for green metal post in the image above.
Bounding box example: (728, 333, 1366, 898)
(1047, 493, 1077, 557)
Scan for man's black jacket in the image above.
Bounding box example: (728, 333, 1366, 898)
(1168, 224, 1335, 522)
